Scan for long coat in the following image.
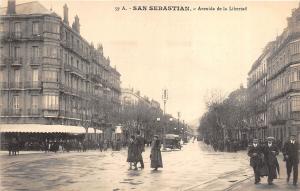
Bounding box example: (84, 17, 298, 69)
(127, 141, 138, 162)
(282, 141, 299, 164)
(136, 135, 145, 161)
(248, 145, 263, 168)
(150, 140, 163, 168)
(263, 144, 279, 180)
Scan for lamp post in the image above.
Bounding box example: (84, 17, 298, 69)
(156, 117, 160, 138)
(162, 89, 168, 150)
(177, 112, 180, 134)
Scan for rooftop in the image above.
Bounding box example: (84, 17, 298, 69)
(0, 1, 56, 16)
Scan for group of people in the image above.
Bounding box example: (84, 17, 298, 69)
(127, 131, 163, 171)
(204, 138, 249, 152)
(248, 135, 299, 186)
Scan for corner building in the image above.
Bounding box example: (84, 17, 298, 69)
(267, 5, 300, 143)
(0, 1, 121, 134)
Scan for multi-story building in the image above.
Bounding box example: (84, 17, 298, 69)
(266, 5, 300, 143)
(121, 88, 163, 141)
(247, 42, 273, 140)
(0, 1, 121, 135)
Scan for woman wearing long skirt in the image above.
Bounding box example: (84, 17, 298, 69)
(150, 135, 163, 170)
(127, 135, 138, 170)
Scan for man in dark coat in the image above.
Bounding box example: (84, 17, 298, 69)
(282, 134, 299, 186)
(135, 131, 145, 169)
(248, 139, 263, 184)
(263, 137, 279, 185)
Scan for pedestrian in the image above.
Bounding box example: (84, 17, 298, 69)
(282, 134, 299, 186)
(127, 135, 138, 170)
(150, 135, 163, 171)
(136, 130, 145, 169)
(248, 139, 264, 184)
(263, 137, 279, 185)
(103, 139, 108, 151)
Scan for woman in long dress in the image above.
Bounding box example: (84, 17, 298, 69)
(150, 135, 163, 170)
(127, 135, 138, 170)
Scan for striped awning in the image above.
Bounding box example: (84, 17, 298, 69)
(0, 124, 86, 134)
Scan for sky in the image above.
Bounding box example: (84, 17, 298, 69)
(1, 0, 299, 127)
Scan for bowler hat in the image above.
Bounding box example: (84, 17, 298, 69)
(253, 139, 259, 143)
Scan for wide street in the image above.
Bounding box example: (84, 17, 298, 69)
(0, 142, 253, 191)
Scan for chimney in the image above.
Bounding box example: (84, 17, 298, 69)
(74, 15, 80, 33)
(7, 0, 16, 15)
(63, 4, 69, 25)
(72, 15, 80, 33)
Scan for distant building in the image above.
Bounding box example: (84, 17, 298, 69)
(0, 1, 121, 135)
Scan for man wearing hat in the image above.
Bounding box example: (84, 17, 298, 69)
(282, 134, 299, 186)
(248, 139, 263, 184)
(263, 137, 279, 185)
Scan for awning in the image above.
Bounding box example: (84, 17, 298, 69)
(87, 128, 95, 133)
(0, 124, 86, 134)
(96, 129, 103, 134)
(115, 125, 122, 134)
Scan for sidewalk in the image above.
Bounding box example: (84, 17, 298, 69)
(228, 155, 300, 191)
(0, 150, 44, 156)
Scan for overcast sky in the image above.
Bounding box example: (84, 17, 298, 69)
(2, 0, 299, 126)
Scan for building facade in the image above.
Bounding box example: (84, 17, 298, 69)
(247, 43, 273, 140)
(121, 88, 163, 141)
(247, 4, 300, 143)
(0, 1, 121, 135)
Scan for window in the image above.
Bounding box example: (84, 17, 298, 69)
(71, 57, 74, 66)
(44, 46, 57, 58)
(13, 95, 20, 109)
(44, 71, 58, 82)
(0, 96, 3, 110)
(14, 69, 20, 83)
(32, 69, 38, 82)
(14, 47, 20, 58)
(51, 47, 57, 58)
(43, 95, 59, 109)
(0, 70, 4, 83)
(0, 23, 3, 32)
(64, 53, 67, 64)
(31, 96, 38, 109)
(0, 47, 3, 57)
(32, 22, 39, 35)
(32, 46, 39, 58)
(292, 97, 300, 111)
(71, 36, 74, 47)
(14, 22, 21, 37)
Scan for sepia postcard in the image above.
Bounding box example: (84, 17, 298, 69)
(0, 0, 299, 190)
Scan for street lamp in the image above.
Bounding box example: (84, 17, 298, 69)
(162, 89, 168, 150)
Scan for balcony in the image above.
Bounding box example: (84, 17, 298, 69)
(11, 108, 22, 116)
(43, 109, 59, 118)
(24, 81, 41, 89)
(10, 82, 23, 89)
(11, 57, 23, 66)
(30, 33, 43, 41)
(0, 82, 8, 89)
(290, 111, 300, 120)
(11, 32, 22, 39)
(269, 113, 287, 125)
(0, 109, 7, 116)
(30, 57, 42, 66)
(290, 81, 300, 91)
(0, 57, 9, 67)
(27, 109, 41, 116)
